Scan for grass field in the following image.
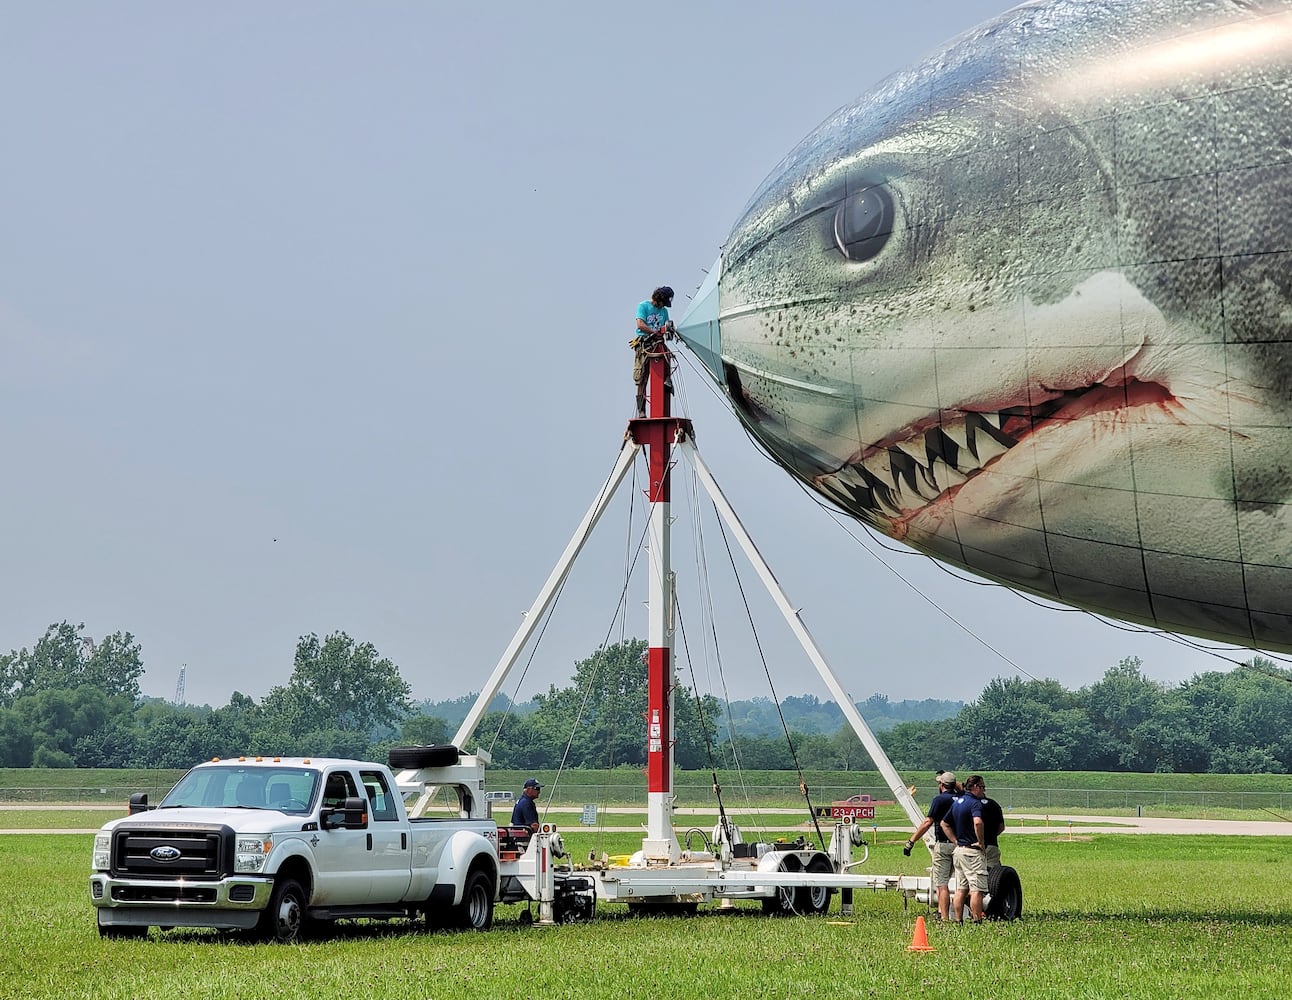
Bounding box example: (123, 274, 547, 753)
(2, 820, 1288, 999)
(6, 767, 1292, 819)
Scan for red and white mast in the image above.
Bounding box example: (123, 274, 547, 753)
(628, 337, 690, 862)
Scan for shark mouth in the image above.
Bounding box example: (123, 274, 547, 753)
(818, 377, 1172, 522)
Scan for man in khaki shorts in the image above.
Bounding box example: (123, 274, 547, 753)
(943, 774, 988, 923)
(980, 782, 1005, 871)
(903, 771, 959, 921)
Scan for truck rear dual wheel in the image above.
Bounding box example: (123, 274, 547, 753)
(452, 869, 495, 931)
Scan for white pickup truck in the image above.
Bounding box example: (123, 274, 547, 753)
(90, 751, 499, 942)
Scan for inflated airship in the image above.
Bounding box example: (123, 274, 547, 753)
(676, 0, 1292, 653)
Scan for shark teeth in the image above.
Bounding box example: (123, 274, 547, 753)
(822, 408, 1025, 518)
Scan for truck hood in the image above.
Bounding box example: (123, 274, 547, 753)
(100, 807, 303, 834)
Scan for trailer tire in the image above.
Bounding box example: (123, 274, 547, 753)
(804, 855, 835, 915)
(453, 868, 495, 931)
(761, 855, 803, 915)
(388, 744, 461, 769)
(985, 865, 1022, 921)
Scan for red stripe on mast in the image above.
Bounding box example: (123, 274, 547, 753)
(627, 338, 691, 802)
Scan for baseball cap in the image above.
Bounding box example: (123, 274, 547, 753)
(523, 778, 541, 789)
(935, 771, 956, 785)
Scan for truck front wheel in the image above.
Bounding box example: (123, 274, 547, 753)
(257, 877, 307, 944)
(453, 869, 494, 931)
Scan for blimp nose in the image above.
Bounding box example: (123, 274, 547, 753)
(675, 256, 724, 385)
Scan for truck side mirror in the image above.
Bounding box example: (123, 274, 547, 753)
(321, 795, 369, 830)
(128, 792, 151, 815)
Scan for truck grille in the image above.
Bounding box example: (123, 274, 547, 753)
(112, 824, 233, 880)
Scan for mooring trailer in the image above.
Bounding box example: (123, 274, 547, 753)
(393, 747, 933, 924)
(395, 333, 1019, 922)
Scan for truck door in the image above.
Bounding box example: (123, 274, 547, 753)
(311, 769, 372, 905)
(360, 769, 413, 903)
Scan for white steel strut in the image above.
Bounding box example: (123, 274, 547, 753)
(443, 424, 924, 833)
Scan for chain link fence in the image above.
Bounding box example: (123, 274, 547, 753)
(4, 782, 1290, 817)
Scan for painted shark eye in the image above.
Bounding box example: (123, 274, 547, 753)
(833, 184, 893, 262)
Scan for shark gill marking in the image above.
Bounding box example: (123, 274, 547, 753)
(816, 378, 1175, 521)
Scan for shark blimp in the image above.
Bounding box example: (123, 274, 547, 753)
(676, 0, 1292, 653)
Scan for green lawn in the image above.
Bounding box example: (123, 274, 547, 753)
(3, 827, 1288, 999)
(8, 767, 1290, 821)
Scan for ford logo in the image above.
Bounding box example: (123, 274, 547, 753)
(150, 845, 182, 863)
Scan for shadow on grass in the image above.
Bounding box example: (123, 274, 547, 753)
(145, 899, 1292, 946)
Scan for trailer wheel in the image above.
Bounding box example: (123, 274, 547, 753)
(453, 868, 495, 931)
(256, 877, 307, 944)
(985, 865, 1023, 921)
(761, 855, 803, 915)
(388, 744, 461, 769)
(804, 855, 835, 915)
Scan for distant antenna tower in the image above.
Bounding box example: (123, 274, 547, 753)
(174, 664, 186, 706)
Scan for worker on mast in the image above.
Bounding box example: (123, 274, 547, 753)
(631, 285, 674, 417)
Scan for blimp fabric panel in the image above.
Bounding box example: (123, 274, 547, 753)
(1215, 86, 1292, 172)
(1037, 480, 1141, 547)
(1137, 495, 1242, 565)
(1048, 569, 1156, 626)
(1144, 550, 1249, 609)
(1044, 535, 1151, 593)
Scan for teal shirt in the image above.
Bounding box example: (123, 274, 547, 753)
(636, 300, 669, 335)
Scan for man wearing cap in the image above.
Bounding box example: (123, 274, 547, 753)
(901, 770, 959, 922)
(981, 785, 1006, 871)
(511, 778, 542, 832)
(944, 774, 989, 923)
(632, 286, 674, 418)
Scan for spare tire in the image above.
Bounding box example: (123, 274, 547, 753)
(388, 744, 461, 769)
(985, 865, 1023, 921)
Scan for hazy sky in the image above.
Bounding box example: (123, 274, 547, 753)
(2, 1, 1276, 713)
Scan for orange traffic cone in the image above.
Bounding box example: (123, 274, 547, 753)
(907, 914, 935, 952)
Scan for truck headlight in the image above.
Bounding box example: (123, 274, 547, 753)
(234, 836, 274, 873)
(93, 833, 111, 870)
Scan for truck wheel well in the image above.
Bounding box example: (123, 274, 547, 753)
(467, 855, 497, 886)
(274, 857, 313, 900)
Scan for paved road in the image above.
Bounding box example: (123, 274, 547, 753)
(6, 810, 1289, 836)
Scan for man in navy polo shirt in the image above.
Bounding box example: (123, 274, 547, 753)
(511, 778, 542, 832)
(903, 770, 959, 922)
(943, 774, 988, 923)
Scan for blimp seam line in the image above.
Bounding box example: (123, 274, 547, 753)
(1215, 233, 1260, 648)
(718, 296, 836, 321)
(720, 357, 844, 397)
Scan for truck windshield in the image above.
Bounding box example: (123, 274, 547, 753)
(159, 766, 321, 815)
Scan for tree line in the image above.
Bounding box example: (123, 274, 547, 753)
(3, 622, 1290, 774)
(0, 623, 412, 768)
(880, 656, 1292, 774)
